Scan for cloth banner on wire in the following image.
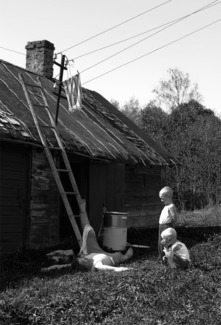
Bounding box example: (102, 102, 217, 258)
(63, 73, 82, 111)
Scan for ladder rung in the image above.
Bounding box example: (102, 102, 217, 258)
(48, 147, 62, 150)
(41, 125, 55, 129)
(57, 169, 70, 172)
(34, 104, 48, 108)
(70, 214, 80, 219)
(65, 191, 77, 195)
(26, 83, 42, 89)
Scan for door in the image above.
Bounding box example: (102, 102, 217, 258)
(0, 142, 30, 253)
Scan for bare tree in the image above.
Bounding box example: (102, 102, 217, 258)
(153, 68, 203, 111)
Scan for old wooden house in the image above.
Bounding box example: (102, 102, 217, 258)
(0, 40, 177, 253)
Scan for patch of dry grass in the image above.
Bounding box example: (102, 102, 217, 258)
(177, 204, 221, 227)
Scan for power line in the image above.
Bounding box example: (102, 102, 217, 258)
(0, 46, 25, 56)
(58, 0, 173, 54)
(75, 0, 220, 60)
(80, 20, 181, 74)
(75, 19, 185, 60)
(81, 1, 216, 73)
(82, 18, 221, 85)
(0, 1, 218, 63)
(0, 1, 218, 61)
(80, 0, 220, 73)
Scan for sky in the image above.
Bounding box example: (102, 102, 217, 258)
(1, 0, 221, 116)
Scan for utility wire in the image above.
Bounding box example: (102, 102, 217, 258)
(75, 0, 220, 60)
(82, 18, 221, 85)
(0, 1, 218, 61)
(80, 0, 220, 73)
(74, 19, 186, 60)
(57, 0, 173, 54)
(80, 20, 180, 73)
(0, 46, 25, 56)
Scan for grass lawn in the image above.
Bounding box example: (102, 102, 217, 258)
(0, 208, 221, 324)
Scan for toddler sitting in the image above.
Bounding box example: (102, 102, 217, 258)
(161, 228, 190, 269)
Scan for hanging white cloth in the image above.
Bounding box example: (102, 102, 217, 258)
(63, 72, 82, 111)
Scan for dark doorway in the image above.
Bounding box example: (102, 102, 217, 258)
(0, 142, 30, 253)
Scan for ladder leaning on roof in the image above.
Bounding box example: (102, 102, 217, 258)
(19, 73, 89, 247)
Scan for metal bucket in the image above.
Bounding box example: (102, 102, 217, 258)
(103, 212, 128, 228)
(103, 212, 128, 250)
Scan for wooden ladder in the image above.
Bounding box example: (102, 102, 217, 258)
(19, 73, 85, 247)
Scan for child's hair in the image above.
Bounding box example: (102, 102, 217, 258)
(161, 227, 177, 241)
(159, 186, 173, 198)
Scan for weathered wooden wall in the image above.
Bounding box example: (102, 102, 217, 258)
(88, 162, 124, 234)
(29, 149, 60, 248)
(0, 140, 166, 254)
(124, 165, 164, 228)
(0, 142, 30, 253)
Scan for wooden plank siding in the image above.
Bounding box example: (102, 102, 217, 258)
(89, 163, 108, 234)
(0, 142, 167, 253)
(0, 142, 30, 253)
(29, 149, 60, 248)
(89, 162, 125, 234)
(106, 163, 125, 212)
(124, 165, 164, 228)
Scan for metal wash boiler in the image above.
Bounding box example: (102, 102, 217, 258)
(103, 212, 128, 251)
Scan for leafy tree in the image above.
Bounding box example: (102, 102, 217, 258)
(164, 100, 221, 209)
(153, 68, 203, 111)
(110, 69, 221, 210)
(120, 97, 142, 126)
(140, 101, 168, 146)
(110, 98, 120, 109)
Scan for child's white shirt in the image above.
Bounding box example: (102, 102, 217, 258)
(163, 240, 190, 268)
(159, 203, 176, 224)
(172, 241, 190, 261)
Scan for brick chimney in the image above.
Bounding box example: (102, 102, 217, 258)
(25, 40, 55, 79)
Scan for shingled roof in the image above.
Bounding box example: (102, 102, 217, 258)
(0, 59, 177, 166)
